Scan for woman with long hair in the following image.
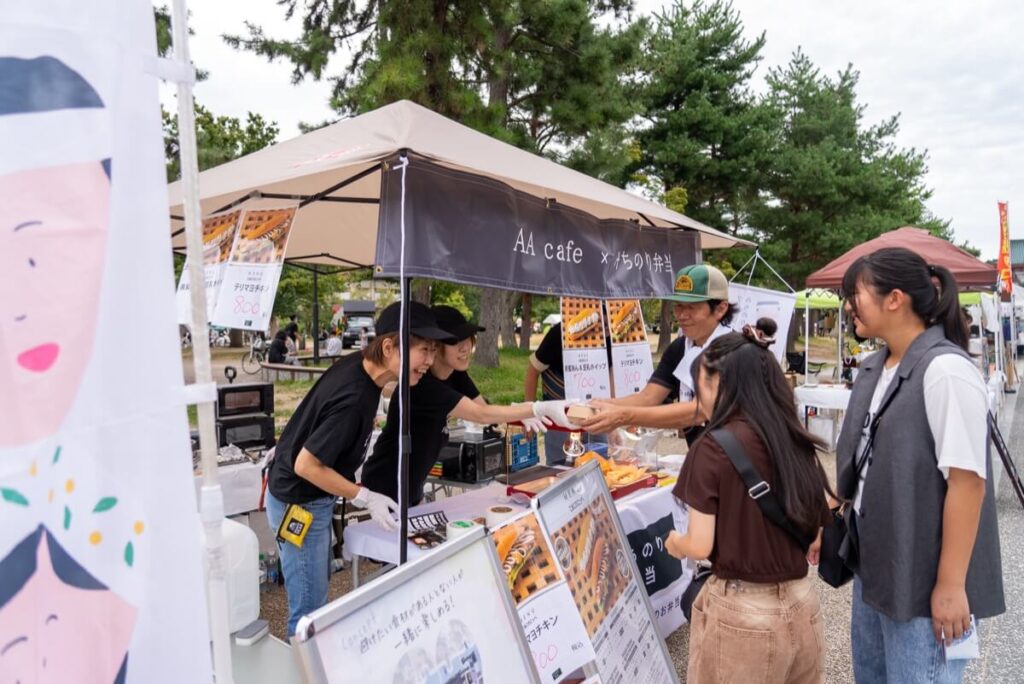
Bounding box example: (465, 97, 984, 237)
(836, 247, 1004, 682)
(667, 321, 834, 683)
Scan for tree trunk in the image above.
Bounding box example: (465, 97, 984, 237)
(228, 329, 244, 348)
(476, 287, 505, 367)
(500, 293, 520, 349)
(412, 279, 431, 304)
(519, 293, 533, 350)
(658, 300, 674, 353)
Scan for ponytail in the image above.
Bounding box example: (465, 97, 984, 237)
(842, 247, 969, 353)
(928, 264, 969, 352)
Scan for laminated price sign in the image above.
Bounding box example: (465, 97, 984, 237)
(211, 206, 297, 331)
(175, 210, 242, 324)
(560, 297, 611, 401)
(605, 300, 654, 398)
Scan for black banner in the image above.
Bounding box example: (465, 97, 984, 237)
(626, 513, 683, 595)
(375, 156, 700, 298)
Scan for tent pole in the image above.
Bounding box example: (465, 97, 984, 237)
(169, 0, 233, 681)
(399, 277, 411, 565)
(312, 265, 320, 364)
(804, 295, 810, 384)
(837, 301, 844, 383)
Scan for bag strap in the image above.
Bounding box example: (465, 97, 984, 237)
(849, 374, 903, 493)
(710, 428, 814, 552)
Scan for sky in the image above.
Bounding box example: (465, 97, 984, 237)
(160, 0, 1023, 260)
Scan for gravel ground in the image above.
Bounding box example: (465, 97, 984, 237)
(259, 377, 1024, 682)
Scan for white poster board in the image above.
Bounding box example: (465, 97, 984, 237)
(606, 300, 655, 398)
(490, 511, 597, 682)
(293, 529, 540, 684)
(211, 206, 297, 331)
(729, 283, 797, 362)
(0, 4, 213, 681)
(534, 463, 679, 684)
(560, 297, 612, 401)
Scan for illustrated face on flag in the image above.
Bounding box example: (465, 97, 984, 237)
(0, 56, 111, 448)
(0, 525, 137, 683)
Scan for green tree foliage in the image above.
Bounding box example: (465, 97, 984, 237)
(633, 0, 773, 234)
(227, 0, 646, 365)
(750, 50, 941, 286)
(163, 105, 279, 181)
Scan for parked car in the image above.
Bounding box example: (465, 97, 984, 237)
(342, 314, 376, 348)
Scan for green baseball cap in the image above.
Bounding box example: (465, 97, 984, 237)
(666, 264, 729, 303)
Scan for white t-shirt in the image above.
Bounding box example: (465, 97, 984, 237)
(853, 354, 988, 513)
(672, 324, 731, 401)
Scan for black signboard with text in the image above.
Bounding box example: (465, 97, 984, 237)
(375, 156, 700, 298)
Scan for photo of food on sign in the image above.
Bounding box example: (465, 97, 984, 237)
(560, 297, 606, 350)
(200, 211, 242, 266)
(391, 619, 483, 684)
(552, 496, 630, 637)
(230, 207, 295, 264)
(605, 299, 645, 345)
(491, 513, 560, 606)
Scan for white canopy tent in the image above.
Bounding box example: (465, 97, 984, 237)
(168, 100, 748, 266)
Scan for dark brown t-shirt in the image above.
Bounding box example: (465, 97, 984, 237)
(673, 419, 828, 583)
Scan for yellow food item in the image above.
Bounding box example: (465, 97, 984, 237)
(494, 527, 518, 562)
(565, 309, 600, 340)
(575, 451, 613, 473)
(576, 517, 594, 570)
(610, 301, 640, 340)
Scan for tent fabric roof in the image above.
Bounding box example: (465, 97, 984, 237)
(804, 227, 997, 290)
(169, 100, 750, 267)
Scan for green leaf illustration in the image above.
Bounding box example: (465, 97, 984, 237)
(1, 488, 29, 506)
(52, 445, 62, 464)
(93, 497, 118, 513)
(124, 541, 134, 567)
(63, 506, 71, 530)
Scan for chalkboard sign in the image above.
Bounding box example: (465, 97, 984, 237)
(292, 529, 540, 684)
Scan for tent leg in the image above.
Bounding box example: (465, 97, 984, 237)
(399, 277, 411, 565)
(312, 266, 320, 364)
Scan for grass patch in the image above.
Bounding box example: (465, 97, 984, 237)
(471, 347, 534, 405)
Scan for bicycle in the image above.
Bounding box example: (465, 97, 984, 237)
(241, 335, 266, 374)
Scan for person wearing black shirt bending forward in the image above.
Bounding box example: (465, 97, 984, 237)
(265, 302, 454, 637)
(362, 306, 576, 506)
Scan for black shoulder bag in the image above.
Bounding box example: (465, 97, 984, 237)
(817, 378, 901, 588)
(680, 427, 814, 620)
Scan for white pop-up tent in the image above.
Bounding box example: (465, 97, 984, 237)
(166, 100, 753, 672)
(168, 99, 745, 268)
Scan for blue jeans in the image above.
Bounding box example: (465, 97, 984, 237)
(265, 490, 336, 637)
(852, 577, 969, 683)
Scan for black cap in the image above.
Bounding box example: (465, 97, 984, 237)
(376, 302, 456, 342)
(431, 305, 486, 343)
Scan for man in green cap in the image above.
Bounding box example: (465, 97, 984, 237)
(580, 264, 735, 443)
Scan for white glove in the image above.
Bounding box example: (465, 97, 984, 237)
(520, 416, 549, 434)
(532, 400, 576, 430)
(353, 487, 400, 531)
(513, 402, 548, 434)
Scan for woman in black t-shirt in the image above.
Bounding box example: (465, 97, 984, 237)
(667, 325, 834, 683)
(265, 302, 454, 637)
(362, 306, 577, 506)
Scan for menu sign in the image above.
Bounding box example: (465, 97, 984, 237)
(491, 512, 597, 683)
(534, 464, 678, 684)
(211, 206, 297, 331)
(175, 210, 242, 324)
(560, 297, 611, 401)
(605, 300, 654, 398)
(293, 530, 539, 683)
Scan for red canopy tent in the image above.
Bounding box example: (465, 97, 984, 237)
(806, 226, 997, 290)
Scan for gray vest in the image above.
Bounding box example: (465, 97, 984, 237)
(836, 326, 1005, 621)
